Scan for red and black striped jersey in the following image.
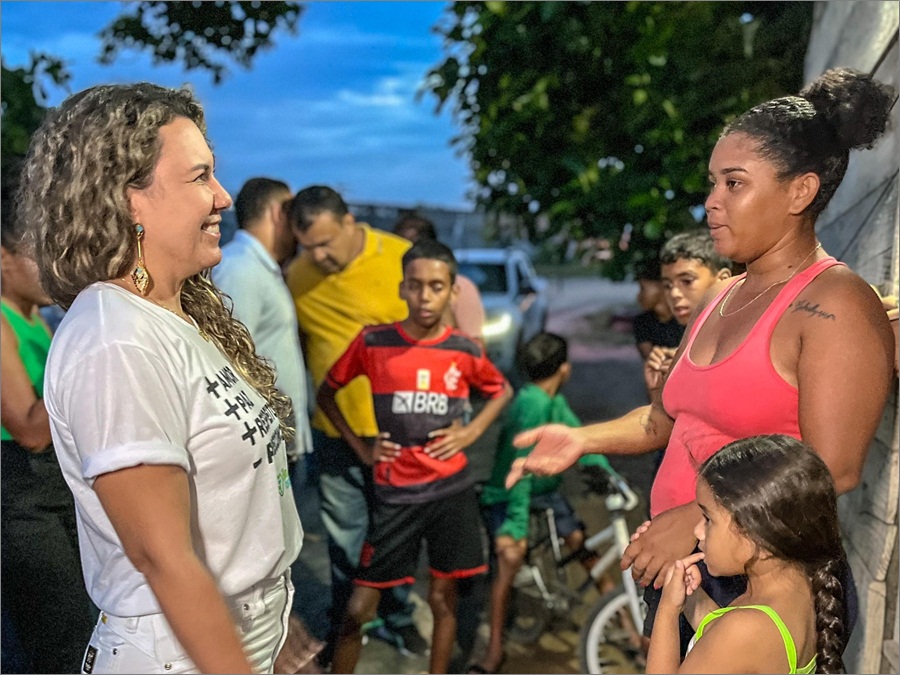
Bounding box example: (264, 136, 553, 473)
(327, 322, 507, 504)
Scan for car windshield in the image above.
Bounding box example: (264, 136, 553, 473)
(458, 262, 507, 294)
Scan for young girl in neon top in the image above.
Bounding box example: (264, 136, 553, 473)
(647, 434, 845, 674)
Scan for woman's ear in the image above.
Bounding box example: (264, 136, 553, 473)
(788, 172, 820, 215)
(754, 544, 775, 562)
(126, 186, 143, 225)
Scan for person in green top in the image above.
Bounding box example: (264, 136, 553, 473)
(470, 332, 614, 674)
(1, 161, 95, 673)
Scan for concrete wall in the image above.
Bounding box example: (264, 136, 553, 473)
(804, 2, 899, 672)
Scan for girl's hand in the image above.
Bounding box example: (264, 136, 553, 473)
(659, 552, 704, 614)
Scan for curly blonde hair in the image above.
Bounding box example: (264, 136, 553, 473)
(18, 82, 293, 435)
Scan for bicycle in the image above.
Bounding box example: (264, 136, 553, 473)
(505, 465, 647, 673)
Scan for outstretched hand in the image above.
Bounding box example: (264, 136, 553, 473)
(659, 552, 705, 614)
(505, 424, 585, 488)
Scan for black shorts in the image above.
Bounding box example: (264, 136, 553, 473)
(355, 486, 488, 588)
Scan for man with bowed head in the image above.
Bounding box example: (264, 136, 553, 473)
(507, 67, 896, 653)
(285, 186, 428, 661)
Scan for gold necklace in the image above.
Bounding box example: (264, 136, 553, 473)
(144, 295, 210, 341)
(115, 276, 210, 340)
(719, 243, 823, 318)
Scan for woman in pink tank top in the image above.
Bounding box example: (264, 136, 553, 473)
(506, 68, 896, 651)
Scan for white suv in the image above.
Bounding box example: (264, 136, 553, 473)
(455, 247, 549, 375)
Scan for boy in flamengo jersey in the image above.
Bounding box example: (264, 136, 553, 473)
(318, 239, 513, 674)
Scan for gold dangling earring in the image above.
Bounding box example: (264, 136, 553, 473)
(131, 223, 151, 295)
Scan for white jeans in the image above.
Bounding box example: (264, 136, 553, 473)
(81, 573, 293, 674)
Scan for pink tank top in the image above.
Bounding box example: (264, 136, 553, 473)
(651, 257, 844, 517)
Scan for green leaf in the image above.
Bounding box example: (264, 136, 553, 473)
(422, 0, 813, 274)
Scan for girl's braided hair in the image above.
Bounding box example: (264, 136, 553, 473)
(700, 435, 846, 673)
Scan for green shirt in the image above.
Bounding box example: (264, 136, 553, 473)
(481, 383, 612, 540)
(1, 299, 52, 441)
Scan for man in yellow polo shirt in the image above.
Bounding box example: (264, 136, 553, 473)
(285, 186, 427, 662)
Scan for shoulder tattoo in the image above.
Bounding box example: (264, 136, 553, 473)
(789, 297, 836, 321)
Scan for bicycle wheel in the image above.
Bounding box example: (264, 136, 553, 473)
(506, 583, 549, 644)
(506, 532, 567, 644)
(579, 586, 647, 674)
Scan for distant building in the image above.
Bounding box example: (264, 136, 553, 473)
(348, 202, 495, 250)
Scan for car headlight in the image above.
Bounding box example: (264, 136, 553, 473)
(483, 312, 514, 338)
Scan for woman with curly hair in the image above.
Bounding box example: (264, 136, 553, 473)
(18, 83, 302, 673)
(648, 434, 847, 674)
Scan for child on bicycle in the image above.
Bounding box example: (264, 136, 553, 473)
(471, 332, 614, 674)
(647, 434, 845, 674)
(317, 240, 512, 674)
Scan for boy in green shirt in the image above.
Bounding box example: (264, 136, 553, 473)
(471, 333, 612, 673)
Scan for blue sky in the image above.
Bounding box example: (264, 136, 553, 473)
(1, 1, 475, 209)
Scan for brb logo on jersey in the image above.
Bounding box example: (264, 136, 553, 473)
(392, 391, 449, 415)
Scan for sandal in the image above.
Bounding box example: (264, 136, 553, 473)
(466, 654, 506, 674)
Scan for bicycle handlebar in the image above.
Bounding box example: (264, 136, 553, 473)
(607, 472, 640, 512)
(581, 464, 640, 512)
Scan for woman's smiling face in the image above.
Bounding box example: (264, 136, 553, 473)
(127, 116, 233, 286)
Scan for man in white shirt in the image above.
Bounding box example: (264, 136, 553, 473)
(213, 177, 312, 459)
(211, 178, 319, 646)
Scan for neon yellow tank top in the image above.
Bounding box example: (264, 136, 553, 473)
(0, 299, 52, 441)
(693, 604, 816, 674)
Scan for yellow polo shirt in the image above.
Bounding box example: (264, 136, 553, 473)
(287, 225, 410, 437)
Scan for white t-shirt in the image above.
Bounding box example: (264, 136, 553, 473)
(44, 282, 303, 617)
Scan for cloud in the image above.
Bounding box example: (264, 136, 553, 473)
(2, 1, 474, 210)
(299, 25, 433, 49)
